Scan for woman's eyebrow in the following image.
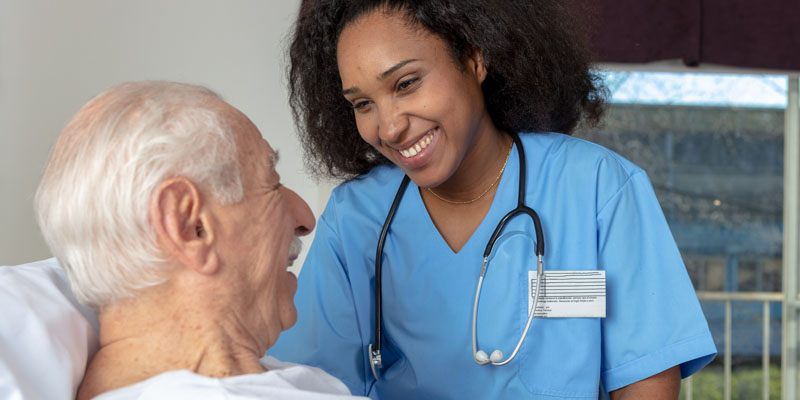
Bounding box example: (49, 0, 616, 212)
(378, 59, 417, 80)
(342, 87, 360, 96)
(341, 59, 418, 95)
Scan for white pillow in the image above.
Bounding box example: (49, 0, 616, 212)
(0, 258, 99, 400)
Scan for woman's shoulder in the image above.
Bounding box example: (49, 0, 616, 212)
(331, 164, 406, 201)
(519, 132, 650, 206)
(320, 164, 406, 227)
(521, 131, 645, 180)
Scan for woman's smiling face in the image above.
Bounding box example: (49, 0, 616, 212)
(336, 9, 494, 188)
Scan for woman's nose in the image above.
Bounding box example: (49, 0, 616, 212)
(377, 104, 409, 144)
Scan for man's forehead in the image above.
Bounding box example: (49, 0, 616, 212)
(232, 111, 275, 168)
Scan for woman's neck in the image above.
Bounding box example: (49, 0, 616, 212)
(419, 127, 513, 252)
(430, 128, 512, 203)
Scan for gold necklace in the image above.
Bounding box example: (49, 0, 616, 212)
(427, 139, 513, 205)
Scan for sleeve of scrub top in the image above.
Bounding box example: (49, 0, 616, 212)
(596, 170, 716, 392)
(267, 204, 369, 396)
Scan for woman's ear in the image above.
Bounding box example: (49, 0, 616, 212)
(150, 177, 219, 275)
(466, 47, 488, 84)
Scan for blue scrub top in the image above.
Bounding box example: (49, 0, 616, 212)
(269, 132, 716, 399)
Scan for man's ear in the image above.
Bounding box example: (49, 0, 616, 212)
(150, 177, 219, 275)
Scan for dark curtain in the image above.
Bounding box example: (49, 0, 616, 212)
(566, 0, 800, 71)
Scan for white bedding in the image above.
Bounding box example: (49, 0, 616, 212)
(0, 258, 99, 400)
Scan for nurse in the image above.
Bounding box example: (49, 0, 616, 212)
(269, 0, 717, 398)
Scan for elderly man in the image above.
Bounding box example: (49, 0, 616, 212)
(34, 81, 363, 399)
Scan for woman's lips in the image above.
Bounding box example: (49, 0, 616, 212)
(394, 128, 438, 168)
(399, 130, 434, 158)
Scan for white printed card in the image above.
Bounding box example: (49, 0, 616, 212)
(527, 270, 606, 318)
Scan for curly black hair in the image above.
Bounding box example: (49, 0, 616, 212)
(289, 0, 606, 180)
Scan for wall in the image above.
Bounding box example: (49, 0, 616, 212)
(0, 0, 333, 269)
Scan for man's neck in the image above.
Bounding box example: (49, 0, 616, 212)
(76, 285, 266, 400)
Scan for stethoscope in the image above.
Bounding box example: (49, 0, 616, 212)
(368, 132, 545, 380)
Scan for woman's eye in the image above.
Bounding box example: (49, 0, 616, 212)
(397, 77, 418, 92)
(352, 100, 370, 111)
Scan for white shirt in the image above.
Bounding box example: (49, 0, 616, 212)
(95, 356, 367, 400)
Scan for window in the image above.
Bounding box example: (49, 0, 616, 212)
(575, 70, 789, 399)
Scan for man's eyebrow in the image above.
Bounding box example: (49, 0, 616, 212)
(269, 151, 280, 170)
(341, 59, 418, 96)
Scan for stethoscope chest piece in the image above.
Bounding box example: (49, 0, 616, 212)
(369, 343, 382, 380)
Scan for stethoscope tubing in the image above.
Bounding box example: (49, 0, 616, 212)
(370, 132, 545, 379)
(472, 256, 543, 366)
(484, 133, 544, 258)
(373, 175, 411, 362)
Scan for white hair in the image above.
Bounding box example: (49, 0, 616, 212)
(35, 81, 244, 309)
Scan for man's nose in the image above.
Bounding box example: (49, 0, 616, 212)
(377, 103, 409, 144)
(282, 186, 316, 236)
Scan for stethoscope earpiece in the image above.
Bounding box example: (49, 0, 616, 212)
(474, 350, 489, 365)
(474, 348, 507, 365)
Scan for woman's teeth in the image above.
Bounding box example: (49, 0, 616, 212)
(399, 132, 433, 158)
